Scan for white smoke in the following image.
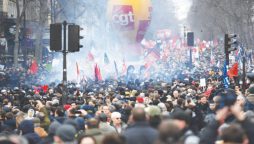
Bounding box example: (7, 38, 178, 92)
(47, 0, 182, 82)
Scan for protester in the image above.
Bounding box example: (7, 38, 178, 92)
(53, 124, 77, 144)
(0, 46, 254, 144)
(122, 107, 159, 144)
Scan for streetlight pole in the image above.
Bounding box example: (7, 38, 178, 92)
(63, 21, 67, 84)
(23, 0, 27, 67)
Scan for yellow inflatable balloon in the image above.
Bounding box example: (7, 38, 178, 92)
(107, 0, 152, 43)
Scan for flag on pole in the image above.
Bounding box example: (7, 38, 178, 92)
(29, 59, 38, 74)
(76, 62, 80, 76)
(104, 53, 109, 64)
(227, 62, 238, 79)
(95, 63, 102, 81)
(216, 61, 220, 68)
(210, 49, 215, 65)
(45, 63, 52, 72)
(114, 60, 119, 77)
(87, 51, 94, 61)
(223, 62, 230, 88)
(122, 59, 127, 74)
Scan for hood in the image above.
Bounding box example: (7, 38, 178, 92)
(24, 133, 41, 144)
(19, 120, 34, 134)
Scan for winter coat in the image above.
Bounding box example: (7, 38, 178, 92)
(86, 128, 104, 144)
(99, 122, 117, 135)
(122, 121, 159, 144)
(19, 120, 41, 144)
(39, 107, 51, 130)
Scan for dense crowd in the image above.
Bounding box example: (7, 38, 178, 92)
(0, 66, 254, 144)
(0, 36, 254, 144)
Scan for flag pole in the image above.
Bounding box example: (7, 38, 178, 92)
(242, 55, 246, 94)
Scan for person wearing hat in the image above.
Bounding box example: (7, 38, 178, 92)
(54, 124, 77, 144)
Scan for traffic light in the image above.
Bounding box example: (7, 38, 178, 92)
(50, 23, 62, 51)
(225, 34, 238, 65)
(187, 32, 194, 46)
(68, 24, 83, 52)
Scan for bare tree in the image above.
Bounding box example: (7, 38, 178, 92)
(34, 0, 49, 63)
(188, 0, 254, 49)
(14, 0, 30, 67)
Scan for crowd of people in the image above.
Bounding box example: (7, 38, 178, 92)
(0, 67, 254, 144)
(1, 33, 254, 144)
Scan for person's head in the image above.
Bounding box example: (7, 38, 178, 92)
(220, 124, 248, 144)
(49, 88, 54, 94)
(157, 120, 181, 144)
(67, 108, 76, 118)
(99, 113, 108, 123)
(146, 106, 161, 128)
(27, 109, 34, 118)
(54, 124, 77, 144)
(35, 100, 44, 110)
(111, 112, 122, 125)
(209, 102, 216, 111)
(16, 112, 25, 128)
(5, 112, 14, 120)
(200, 96, 207, 104)
(247, 86, 254, 95)
(102, 134, 125, 144)
(158, 103, 167, 112)
(33, 117, 41, 127)
(87, 118, 99, 129)
(55, 107, 65, 117)
(71, 103, 77, 109)
(18, 120, 34, 135)
(102, 105, 110, 116)
(213, 95, 221, 108)
(236, 95, 246, 107)
(173, 90, 179, 98)
(131, 107, 147, 122)
(48, 121, 61, 136)
(78, 135, 96, 144)
(172, 111, 191, 130)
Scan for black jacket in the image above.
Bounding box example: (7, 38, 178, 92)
(199, 116, 254, 144)
(122, 122, 158, 144)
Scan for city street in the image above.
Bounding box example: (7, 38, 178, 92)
(0, 0, 254, 144)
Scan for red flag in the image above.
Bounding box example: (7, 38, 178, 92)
(76, 62, 80, 76)
(87, 51, 94, 61)
(228, 63, 238, 78)
(41, 85, 49, 93)
(122, 59, 127, 74)
(29, 59, 38, 74)
(94, 64, 102, 81)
